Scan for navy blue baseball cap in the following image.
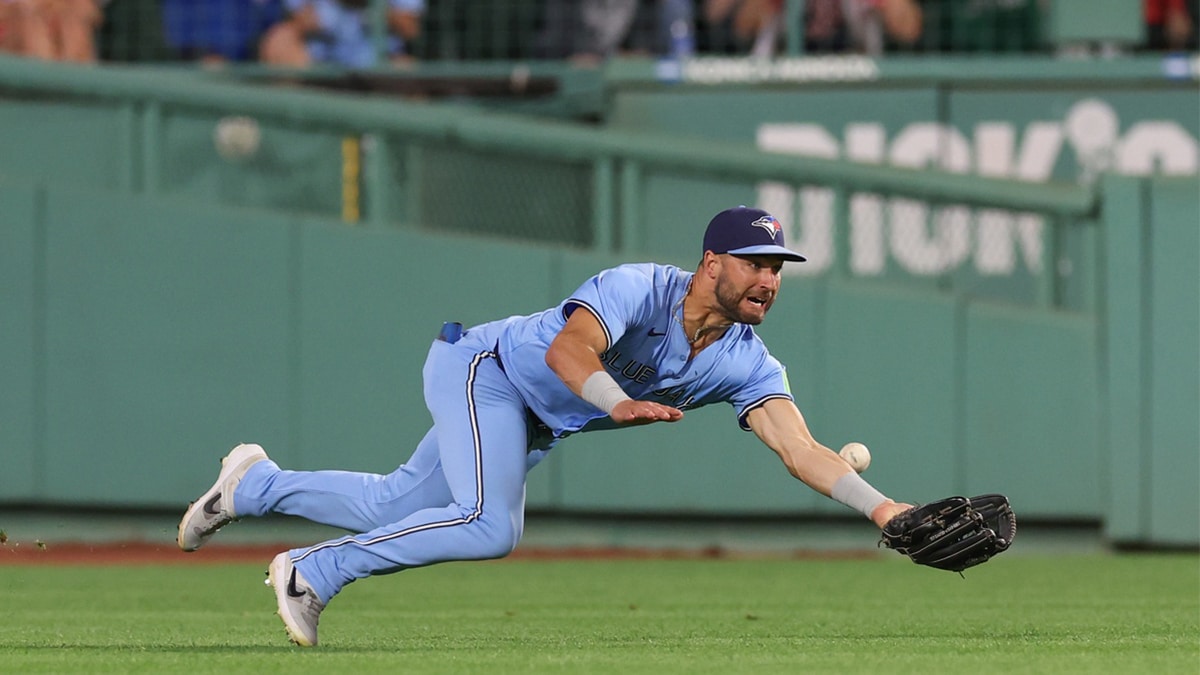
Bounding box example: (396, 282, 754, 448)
(702, 206, 806, 262)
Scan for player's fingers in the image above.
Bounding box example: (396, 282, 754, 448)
(635, 402, 671, 414)
(660, 406, 683, 421)
(643, 403, 682, 422)
(614, 401, 682, 424)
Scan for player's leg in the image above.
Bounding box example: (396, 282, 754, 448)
(231, 428, 453, 533)
(178, 428, 453, 551)
(279, 343, 530, 610)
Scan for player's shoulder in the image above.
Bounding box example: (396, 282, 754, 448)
(725, 324, 779, 364)
(729, 323, 768, 347)
(590, 262, 688, 296)
(599, 261, 685, 283)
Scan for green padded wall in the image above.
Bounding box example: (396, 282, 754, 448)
(39, 188, 295, 506)
(1146, 178, 1200, 544)
(963, 304, 1101, 517)
(0, 182, 39, 500)
(1100, 175, 1200, 545)
(1100, 176, 1146, 540)
(0, 99, 128, 191)
(818, 281, 960, 504)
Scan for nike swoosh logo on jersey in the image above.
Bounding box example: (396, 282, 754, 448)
(647, 328, 667, 337)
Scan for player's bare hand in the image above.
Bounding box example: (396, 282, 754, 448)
(870, 500, 915, 529)
(610, 399, 684, 425)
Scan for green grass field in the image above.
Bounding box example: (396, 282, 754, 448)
(1, 554, 1196, 674)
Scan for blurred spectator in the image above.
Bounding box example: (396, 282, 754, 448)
(845, 0, 922, 53)
(807, 0, 921, 54)
(536, 0, 632, 62)
(163, 0, 284, 64)
(259, 0, 424, 68)
(702, 0, 781, 56)
(537, 0, 695, 63)
(701, 0, 920, 57)
(0, 0, 102, 62)
(0, 2, 16, 52)
(1145, 0, 1197, 50)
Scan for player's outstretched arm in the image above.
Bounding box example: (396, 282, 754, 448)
(744, 399, 861, 493)
(546, 310, 683, 425)
(745, 399, 911, 526)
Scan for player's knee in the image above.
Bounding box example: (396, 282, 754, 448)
(475, 536, 517, 560)
(476, 525, 519, 560)
(470, 512, 521, 560)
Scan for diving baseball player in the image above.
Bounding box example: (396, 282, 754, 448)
(177, 206, 914, 646)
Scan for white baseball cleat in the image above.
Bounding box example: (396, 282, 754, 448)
(267, 552, 325, 647)
(176, 443, 268, 552)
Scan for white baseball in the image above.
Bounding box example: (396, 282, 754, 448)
(839, 442, 871, 473)
(214, 115, 261, 161)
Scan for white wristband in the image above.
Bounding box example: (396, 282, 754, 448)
(830, 471, 889, 519)
(580, 371, 632, 414)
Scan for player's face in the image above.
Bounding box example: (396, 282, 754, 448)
(714, 255, 784, 325)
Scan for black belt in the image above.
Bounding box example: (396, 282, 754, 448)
(493, 340, 507, 373)
(491, 339, 555, 442)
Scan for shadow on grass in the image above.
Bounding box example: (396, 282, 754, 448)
(1, 643, 407, 654)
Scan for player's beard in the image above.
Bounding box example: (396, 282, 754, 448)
(714, 275, 773, 325)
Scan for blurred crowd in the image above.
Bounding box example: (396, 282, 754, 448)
(0, 0, 1195, 67)
(0, 0, 103, 62)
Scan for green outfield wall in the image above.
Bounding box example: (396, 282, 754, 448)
(1, 176, 1193, 545)
(0, 57, 1196, 547)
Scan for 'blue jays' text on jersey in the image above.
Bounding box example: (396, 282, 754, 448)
(470, 263, 793, 439)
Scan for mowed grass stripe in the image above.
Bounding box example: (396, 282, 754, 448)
(0, 555, 1195, 674)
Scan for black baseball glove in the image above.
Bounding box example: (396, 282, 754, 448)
(879, 494, 1016, 573)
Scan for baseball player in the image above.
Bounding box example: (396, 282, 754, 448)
(177, 205, 914, 647)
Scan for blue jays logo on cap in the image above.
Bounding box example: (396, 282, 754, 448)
(750, 215, 783, 240)
(702, 206, 806, 262)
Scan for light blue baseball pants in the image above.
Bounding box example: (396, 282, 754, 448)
(233, 328, 546, 604)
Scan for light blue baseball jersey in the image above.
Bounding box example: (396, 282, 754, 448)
(491, 262, 794, 438)
(235, 262, 796, 605)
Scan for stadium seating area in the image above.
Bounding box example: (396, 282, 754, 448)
(1, 0, 1195, 66)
